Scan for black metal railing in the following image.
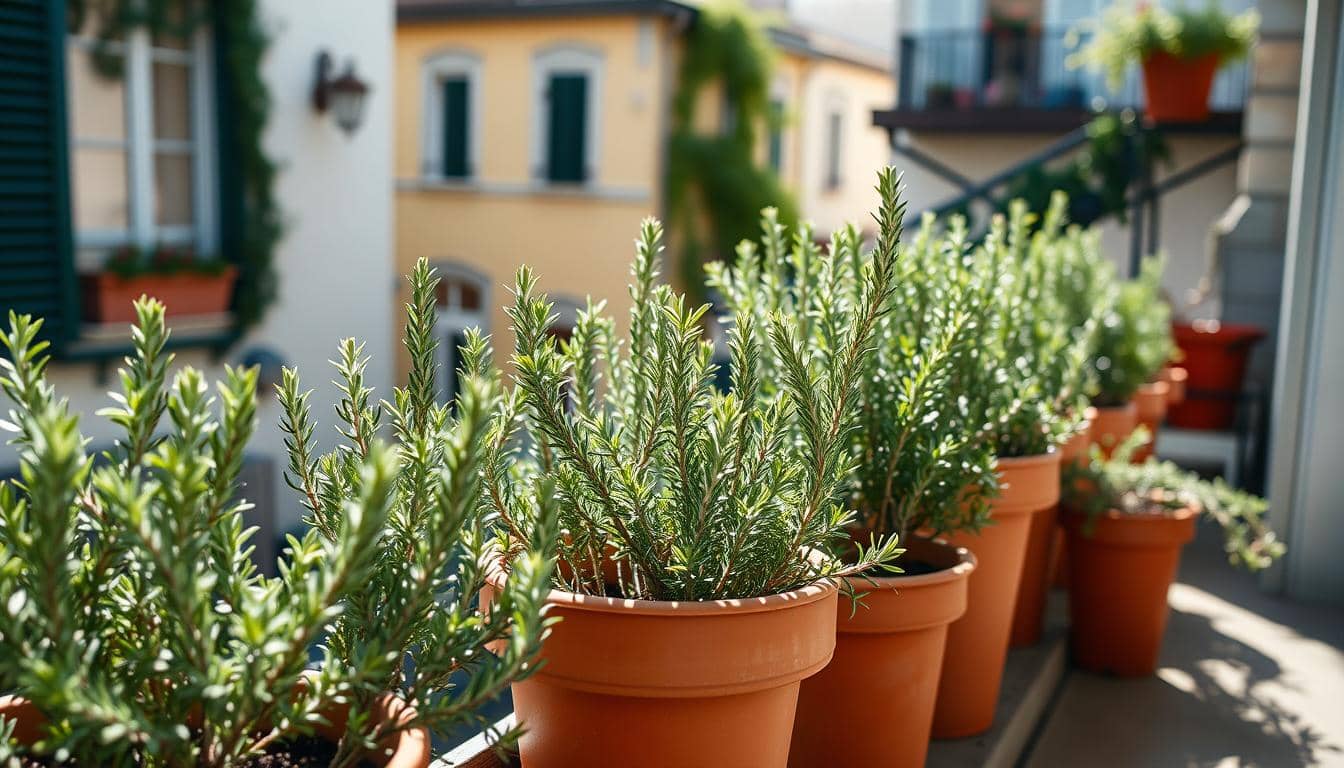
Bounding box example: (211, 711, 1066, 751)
(897, 27, 1249, 112)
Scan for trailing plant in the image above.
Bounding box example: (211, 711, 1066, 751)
(485, 192, 903, 601)
(0, 264, 555, 766)
(1090, 254, 1175, 405)
(1072, 1, 1260, 91)
(1064, 429, 1283, 571)
(104, 244, 233, 279)
(667, 1, 798, 303)
(711, 170, 998, 542)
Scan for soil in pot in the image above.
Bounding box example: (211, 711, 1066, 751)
(1131, 381, 1170, 463)
(484, 573, 837, 768)
(1062, 506, 1196, 676)
(1141, 52, 1219, 122)
(790, 538, 976, 768)
(932, 452, 1061, 739)
(1090, 402, 1137, 459)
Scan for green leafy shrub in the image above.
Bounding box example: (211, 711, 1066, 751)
(1090, 255, 1175, 405)
(0, 265, 555, 766)
(485, 185, 903, 601)
(1064, 430, 1283, 571)
(1073, 1, 1260, 91)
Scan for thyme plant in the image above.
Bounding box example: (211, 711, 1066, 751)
(487, 192, 903, 601)
(0, 265, 555, 766)
(1090, 255, 1175, 406)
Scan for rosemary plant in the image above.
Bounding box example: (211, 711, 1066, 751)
(1064, 430, 1283, 571)
(0, 264, 555, 767)
(1090, 255, 1174, 406)
(487, 183, 903, 601)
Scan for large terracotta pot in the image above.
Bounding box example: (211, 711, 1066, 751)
(1048, 412, 1095, 591)
(791, 538, 975, 767)
(1062, 506, 1197, 676)
(933, 451, 1061, 739)
(81, 267, 237, 324)
(1090, 402, 1138, 458)
(0, 690, 430, 767)
(1131, 381, 1170, 463)
(1168, 322, 1265, 430)
(485, 573, 837, 767)
(1161, 366, 1188, 406)
(1141, 52, 1219, 123)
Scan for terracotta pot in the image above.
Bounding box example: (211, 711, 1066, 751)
(81, 267, 237, 324)
(1131, 381, 1170, 463)
(1090, 402, 1137, 458)
(933, 451, 1061, 738)
(1168, 322, 1265, 430)
(1048, 411, 1095, 591)
(791, 538, 976, 767)
(1141, 52, 1219, 122)
(1161, 366, 1188, 406)
(1062, 506, 1197, 676)
(0, 690, 430, 767)
(485, 573, 836, 767)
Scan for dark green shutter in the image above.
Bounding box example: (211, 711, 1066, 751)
(546, 74, 587, 183)
(441, 77, 469, 178)
(0, 0, 77, 349)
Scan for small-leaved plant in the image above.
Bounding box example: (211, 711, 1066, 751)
(1090, 255, 1175, 406)
(485, 190, 903, 601)
(0, 263, 555, 767)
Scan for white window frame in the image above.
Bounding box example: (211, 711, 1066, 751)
(823, 90, 847, 192)
(531, 43, 604, 185)
(421, 49, 482, 182)
(66, 25, 217, 258)
(431, 262, 491, 405)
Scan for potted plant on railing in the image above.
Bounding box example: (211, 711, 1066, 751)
(479, 204, 903, 766)
(0, 265, 555, 766)
(708, 174, 989, 767)
(82, 244, 238, 324)
(1061, 430, 1283, 675)
(1074, 1, 1259, 122)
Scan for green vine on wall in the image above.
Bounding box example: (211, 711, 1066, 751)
(67, 0, 281, 333)
(667, 3, 798, 302)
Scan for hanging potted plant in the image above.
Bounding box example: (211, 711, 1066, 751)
(82, 244, 238, 324)
(1074, 1, 1259, 122)
(709, 175, 988, 767)
(479, 196, 903, 766)
(0, 266, 556, 766)
(1061, 431, 1283, 675)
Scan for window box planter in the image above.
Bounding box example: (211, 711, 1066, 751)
(81, 266, 238, 324)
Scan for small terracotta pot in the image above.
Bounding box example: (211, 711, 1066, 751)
(933, 451, 1061, 739)
(1161, 366, 1188, 406)
(0, 690, 430, 767)
(1141, 51, 1219, 123)
(1047, 411, 1095, 591)
(790, 538, 976, 767)
(1063, 506, 1196, 676)
(1090, 401, 1138, 458)
(485, 573, 837, 767)
(1132, 382, 1170, 463)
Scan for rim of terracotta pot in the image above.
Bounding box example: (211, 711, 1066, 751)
(1173, 321, 1265, 346)
(1062, 505, 1198, 548)
(840, 537, 977, 634)
(866, 536, 976, 590)
(512, 573, 837, 616)
(993, 450, 1063, 513)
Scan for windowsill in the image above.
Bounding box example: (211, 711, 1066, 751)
(872, 107, 1245, 135)
(397, 177, 650, 202)
(58, 317, 238, 380)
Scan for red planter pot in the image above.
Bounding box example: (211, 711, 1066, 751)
(1141, 52, 1219, 123)
(1168, 322, 1265, 430)
(82, 268, 238, 324)
(1131, 381, 1170, 463)
(1062, 507, 1197, 676)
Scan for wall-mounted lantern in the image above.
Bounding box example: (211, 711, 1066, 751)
(312, 50, 369, 136)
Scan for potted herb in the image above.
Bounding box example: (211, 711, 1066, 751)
(1061, 431, 1282, 675)
(480, 204, 902, 766)
(710, 173, 989, 766)
(82, 244, 238, 324)
(0, 264, 555, 766)
(1074, 1, 1259, 122)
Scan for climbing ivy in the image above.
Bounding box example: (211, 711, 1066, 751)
(666, 2, 798, 301)
(67, 0, 281, 333)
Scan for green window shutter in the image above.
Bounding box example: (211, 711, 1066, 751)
(441, 77, 470, 178)
(546, 74, 587, 183)
(0, 0, 77, 349)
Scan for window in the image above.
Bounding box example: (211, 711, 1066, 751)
(533, 45, 603, 185)
(432, 265, 489, 405)
(422, 50, 480, 181)
(825, 110, 843, 190)
(768, 99, 785, 173)
(66, 11, 216, 268)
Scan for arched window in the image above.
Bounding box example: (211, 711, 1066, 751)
(431, 263, 490, 404)
(532, 44, 603, 185)
(421, 49, 482, 181)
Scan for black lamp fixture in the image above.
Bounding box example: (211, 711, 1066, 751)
(312, 50, 369, 136)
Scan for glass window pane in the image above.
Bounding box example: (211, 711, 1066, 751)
(72, 147, 129, 232)
(154, 152, 194, 227)
(153, 62, 192, 142)
(67, 45, 125, 141)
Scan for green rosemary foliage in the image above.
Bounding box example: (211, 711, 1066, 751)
(489, 203, 902, 601)
(1090, 255, 1175, 405)
(1064, 430, 1283, 572)
(0, 269, 555, 766)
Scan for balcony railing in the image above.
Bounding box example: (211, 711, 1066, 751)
(897, 27, 1249, 112)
